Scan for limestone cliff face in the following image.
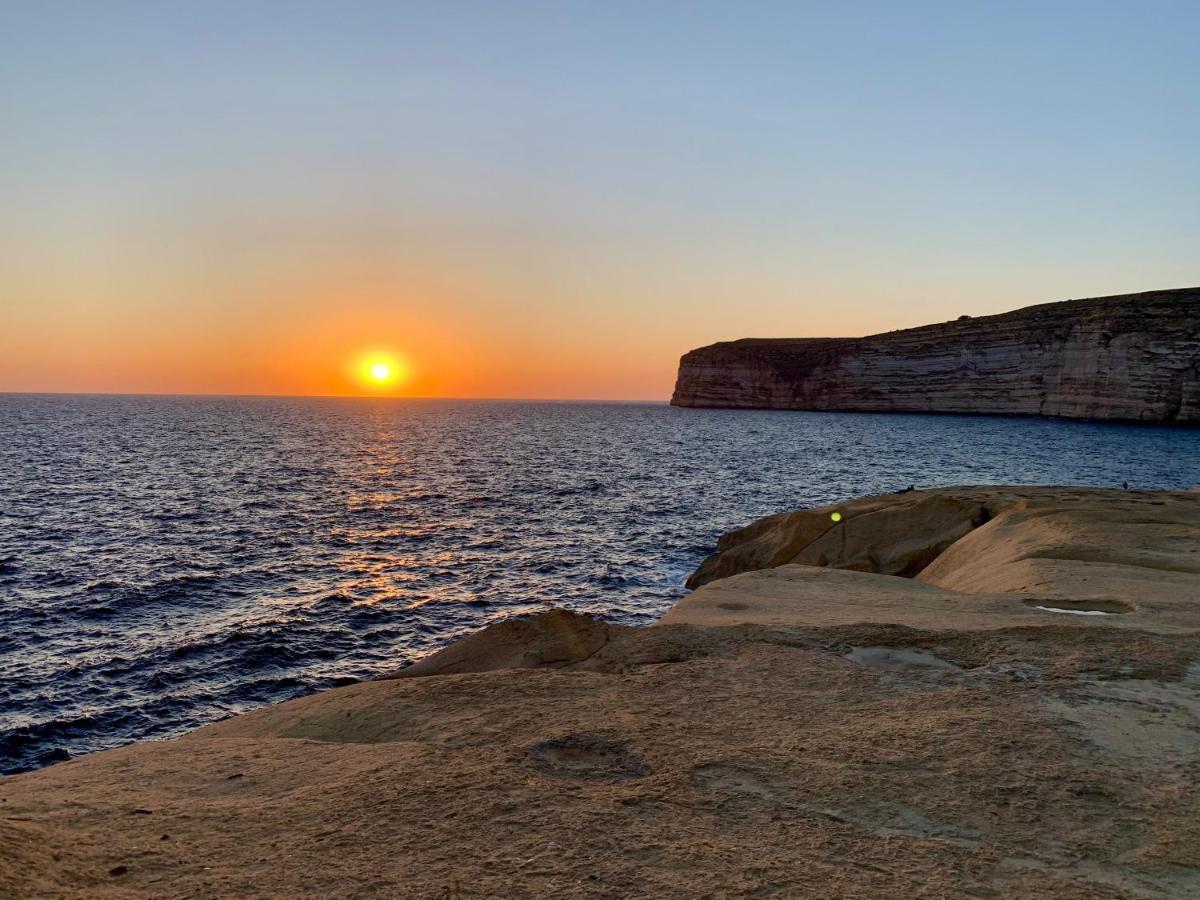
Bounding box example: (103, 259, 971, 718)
(671, 288, 1200, 423)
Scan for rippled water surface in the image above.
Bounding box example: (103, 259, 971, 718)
(2, 394, 1197, 773)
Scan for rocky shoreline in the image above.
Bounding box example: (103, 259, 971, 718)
(671, 288, 1200, 423)
(4, 485, 1200, 897)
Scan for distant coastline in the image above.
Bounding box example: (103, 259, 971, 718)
(672, 287, 1200, 424)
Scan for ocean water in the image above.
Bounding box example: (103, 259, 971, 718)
(1, 394, 1197, 774)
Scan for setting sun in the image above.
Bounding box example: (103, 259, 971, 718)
(351, 351, 412, 393)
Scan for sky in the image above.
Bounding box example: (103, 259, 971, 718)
(2, 1, 1198, 400)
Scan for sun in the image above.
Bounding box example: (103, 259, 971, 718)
(351, 351, 412, 393)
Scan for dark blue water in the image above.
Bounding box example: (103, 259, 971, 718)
(1, 394, 1197, 774)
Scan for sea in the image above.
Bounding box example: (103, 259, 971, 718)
(2, 394, 1197, 774)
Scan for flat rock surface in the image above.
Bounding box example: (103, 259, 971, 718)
(660, 563, 1199, 634)
(5, 622, 1200, 898)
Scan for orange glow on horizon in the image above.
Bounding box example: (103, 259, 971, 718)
(0, 269, 690, 400)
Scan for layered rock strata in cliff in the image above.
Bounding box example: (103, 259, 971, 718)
(671, 287, 1200, 422)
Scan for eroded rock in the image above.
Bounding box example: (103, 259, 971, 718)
(382, 609, 628, 678)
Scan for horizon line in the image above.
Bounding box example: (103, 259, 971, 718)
(0, 389, 672, 404)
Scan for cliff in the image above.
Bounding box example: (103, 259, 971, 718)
(671, 287, 1200, 422)
(4, 486, 1200, 898)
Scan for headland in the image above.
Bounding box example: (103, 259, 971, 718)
(671, 288, 1200, 423)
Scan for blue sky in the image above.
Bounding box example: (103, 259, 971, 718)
(2, 1, 1197, 397)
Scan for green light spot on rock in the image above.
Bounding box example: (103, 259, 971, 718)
(830, 511, 843, 523)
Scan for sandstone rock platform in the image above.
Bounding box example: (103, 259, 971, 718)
(674, 486, 1200, 635)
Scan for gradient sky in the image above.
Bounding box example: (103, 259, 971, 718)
(3, 1, 1198, 399)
